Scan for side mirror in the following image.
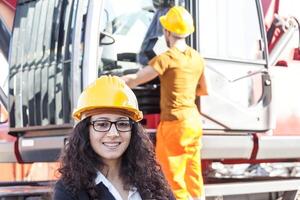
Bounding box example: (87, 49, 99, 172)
(99, 31, 115, 46)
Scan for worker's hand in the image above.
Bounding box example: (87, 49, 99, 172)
(121, 74, 137, 88)
(121, 75, 128, 83)
(121, 66, 159, 88)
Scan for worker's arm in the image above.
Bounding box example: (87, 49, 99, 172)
(196, 72, 209, 96)
(122, 65, 159, 88)
(196, 71, 210, 113)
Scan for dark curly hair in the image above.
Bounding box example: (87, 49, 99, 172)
(58, 117, 173, 199)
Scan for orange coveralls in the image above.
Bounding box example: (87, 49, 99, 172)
(149, 46, 208, 199)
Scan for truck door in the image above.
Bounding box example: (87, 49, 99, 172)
(194, 0, 273, 132)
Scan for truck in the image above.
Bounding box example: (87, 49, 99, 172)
(0, 0, 300, 199)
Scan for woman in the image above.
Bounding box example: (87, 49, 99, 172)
(53, 75, 174, 200)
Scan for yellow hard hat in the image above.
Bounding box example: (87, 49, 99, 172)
(72, 75, 143, 122)
(159, 6, 194, 36)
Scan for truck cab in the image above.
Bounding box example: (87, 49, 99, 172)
(1, 0, 300, 199)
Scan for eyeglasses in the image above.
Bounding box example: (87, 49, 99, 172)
(90, 120, 133, 132)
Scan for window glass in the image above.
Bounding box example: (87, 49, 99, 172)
(98, 0, 154, 75)
(198, 0, 264, 61)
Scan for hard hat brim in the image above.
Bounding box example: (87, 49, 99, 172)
(73, 106, 143, 122)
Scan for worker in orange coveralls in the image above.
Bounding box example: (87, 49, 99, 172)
(122, 6, 208, 200)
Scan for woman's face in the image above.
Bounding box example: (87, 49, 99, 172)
(89, 113, 132, 164)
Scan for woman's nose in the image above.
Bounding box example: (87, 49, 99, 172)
(106, 124, 119, 137)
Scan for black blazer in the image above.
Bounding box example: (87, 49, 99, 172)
(53, 180, 176, 200)
(53, 180, 116, 200)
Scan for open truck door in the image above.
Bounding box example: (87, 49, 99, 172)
(196, 0, 273, 132)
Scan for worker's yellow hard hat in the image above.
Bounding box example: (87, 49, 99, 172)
(72, 75, 143, 122)
(159, 6, 194, 36)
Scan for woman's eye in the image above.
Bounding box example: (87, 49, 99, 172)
(117, 121, 130, 127)
(96, 121, 110, 128)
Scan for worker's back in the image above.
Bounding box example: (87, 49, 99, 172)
(149, 46, 205, 120)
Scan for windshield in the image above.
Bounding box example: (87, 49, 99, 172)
(198, 0, 265, 61)
(98, 0, 155, 76)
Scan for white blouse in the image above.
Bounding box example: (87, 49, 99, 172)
(95, 171, 142, 200)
